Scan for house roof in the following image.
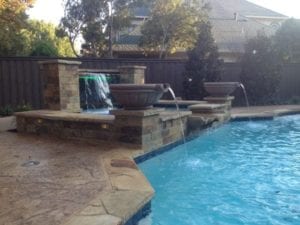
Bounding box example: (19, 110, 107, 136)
(131, 1, 287, 19)
(114, 0, 286, 55)
(211, 15, 275, 53)
(208, 0, 287, 19)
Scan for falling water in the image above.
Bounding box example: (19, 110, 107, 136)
(239, 83, 250, 108)
(79, 74, 113, 113)
(168, 87, 186, 143)
(239, 83, 252, 121)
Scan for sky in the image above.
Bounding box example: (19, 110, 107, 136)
(27, 0, 300, 25)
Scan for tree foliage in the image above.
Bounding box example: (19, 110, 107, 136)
(23, 20, 75, 57)
(240, 35, 282, 105)
(139, 0, 208, 58)
(60, 0, 142, 57)
(274, 18, 300, 63)
(0, 0, 35, 56)
(183, 21, 222, 100)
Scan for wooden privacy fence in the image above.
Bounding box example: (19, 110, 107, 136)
(0, 57, 299, 109)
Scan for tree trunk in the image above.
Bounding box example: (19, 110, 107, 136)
(69, 37, 79, 57)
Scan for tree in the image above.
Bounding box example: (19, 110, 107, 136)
(274, 18, 300, 63)
(139, 0, 208, 58)
(240, 35, 282, 105)
(60, 0, 142, 57)
(0, 0, 35, 56)
(183, 21, 222, 100)
(23, 20, 75, 57)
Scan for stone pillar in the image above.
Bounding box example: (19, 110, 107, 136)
(110, 109, 163, 152)
(39, 60, 82, 113)
(203, 96, 235, 122)
(118, 66, 146, 84)
(204, 96, 235, 111)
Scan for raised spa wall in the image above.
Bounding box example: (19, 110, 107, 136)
(16, 60, 233, 153)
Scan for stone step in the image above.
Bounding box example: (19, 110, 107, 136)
(188, 103, 227, 113)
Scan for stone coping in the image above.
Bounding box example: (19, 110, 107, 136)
(159, 111, 191, 122)
(15, 110, 115, 124)
(110, 108, 164, 117)
(118, 65, 147, 70)
(204, 96, 235, 101)
(189, 103, 226, 110)
(38, 59, 82, 65)
(156, 100, 207, 106)
(78, 69, 120, 74)
(231, 105, 300, 121)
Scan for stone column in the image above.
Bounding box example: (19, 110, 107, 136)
(110, 109, 163, 152)
(204, 96, 235, 110)
(203, 96, 235, 122)
(39, 60, 82, 112)
(118, 66, 146, 84)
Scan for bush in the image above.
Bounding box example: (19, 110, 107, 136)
(15, 103, 32, 112)
(240, 35, 282, 105)
(183, 21, 223, 100)
(0, 106, 14, 117)
(0, 103, 32, 117)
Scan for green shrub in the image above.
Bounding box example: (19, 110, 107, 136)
(0, 106, 14, 117)
(15, 103, 32, 112)
(0, 103, 32, 117)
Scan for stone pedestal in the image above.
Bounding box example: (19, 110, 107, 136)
(111, 109, 191, 152)
(204, 96, 235, 110)
(118, 66, 146, 84)
(111, 109, 163, 151)
(39, 60, 82, 112)
(201, 96, 235, 123)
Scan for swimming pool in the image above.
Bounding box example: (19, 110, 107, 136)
(139, 115, 300, 225)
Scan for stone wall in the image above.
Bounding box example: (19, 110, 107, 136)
(16, 109, 191, 152)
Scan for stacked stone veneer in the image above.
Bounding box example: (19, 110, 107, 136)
(40, 60, 82, 112)
(118, 66, 146, 85)
(112, 109, 190, 152)
(16, 112, 114, 142)
(16, 109, 190, 152)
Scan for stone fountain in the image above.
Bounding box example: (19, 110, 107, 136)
(187, 82, 239, 133)
(15, 60, 191, 152)
(110, 83, 170, 110)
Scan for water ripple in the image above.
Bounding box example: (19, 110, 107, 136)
(139, 115, 300, 225)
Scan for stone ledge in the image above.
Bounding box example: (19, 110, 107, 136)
(15, 110, 115, 124)
(156, 100, 207, 107)
(159, 111, 191, 122)
(110, 108, 164, 117)
(118, 66, 147, 70)
(189, 103, 226, 110)
(39, 60, 82, 65)
(204, 96, 235, 102)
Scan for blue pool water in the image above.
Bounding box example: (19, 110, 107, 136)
(138, 115, 300, 225)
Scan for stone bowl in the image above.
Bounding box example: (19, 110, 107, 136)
(204, 82, 240, 97)
(109, 84, 170, 110)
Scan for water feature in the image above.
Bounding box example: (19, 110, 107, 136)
(79, 74, 113, 113)
(139, 115, 300, 225)
(239, 83, 250, 108)
(168, 87, 186, 143)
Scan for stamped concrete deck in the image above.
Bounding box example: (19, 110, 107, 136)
(0, 132, 153, 225)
